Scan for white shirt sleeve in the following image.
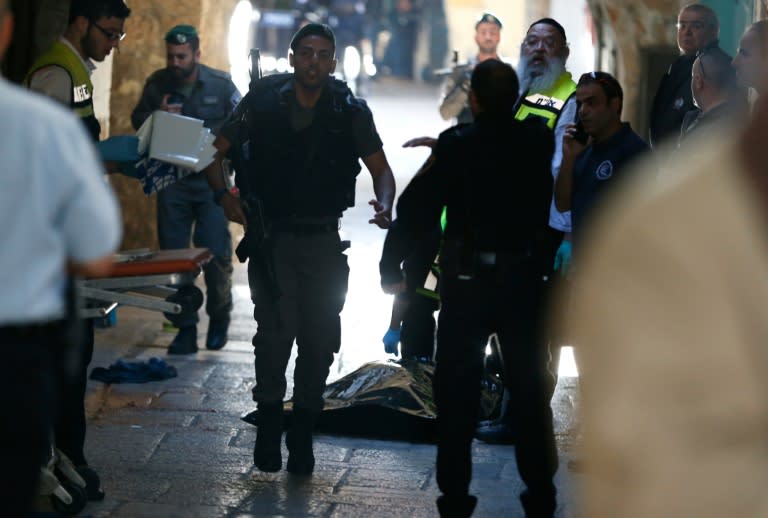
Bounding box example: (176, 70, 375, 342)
(548, 96, 577, 232)
(552, 96, 577, 182)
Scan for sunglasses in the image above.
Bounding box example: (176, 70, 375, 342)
(578, 71, 622, 98)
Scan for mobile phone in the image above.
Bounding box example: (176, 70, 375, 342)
(167, 93, 184, 106)
(572, 112, 588, 145)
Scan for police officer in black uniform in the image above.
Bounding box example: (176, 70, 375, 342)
(397, 222, 442, 359)
(380, 59, 558, 517)
(204, 23, 396, 476)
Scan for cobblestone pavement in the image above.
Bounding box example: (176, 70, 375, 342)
(70, 78, 583, 517)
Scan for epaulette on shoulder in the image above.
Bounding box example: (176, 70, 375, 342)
(327, 76, 352, 95)
(327, 77, 367, 111)
(207, 67, 232, 80)
(249, 73, 292, 92)
(147, 68, 168, 82)
(441, 122, 471, 139)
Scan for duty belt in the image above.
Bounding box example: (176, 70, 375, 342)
(0, 320, 65, 340)
(474, 248, 534, 266)
(272, 218, 340, 235)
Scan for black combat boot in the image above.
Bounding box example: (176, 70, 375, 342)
(520, 487, 556, 517)
(253, 402, 283, 472)
(286, 406, 318, 475)
(436, 494, 478, 517)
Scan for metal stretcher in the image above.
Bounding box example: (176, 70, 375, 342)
(78, 248, 212, 319)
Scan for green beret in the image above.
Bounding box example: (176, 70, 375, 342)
(476, 13, 503, 30)
(165, 24, 198, 45)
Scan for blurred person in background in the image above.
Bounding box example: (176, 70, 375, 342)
(420, 0, 448, 83)
(439, 12, 502, 124)
(732, 20, 768, 99)
(381, 0, 419, 79)
(679, 45, 745, 145)
(649, 3, 721, 149)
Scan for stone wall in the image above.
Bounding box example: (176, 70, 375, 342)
(589, 0, 680, 132)
(110, 0, 239, 249)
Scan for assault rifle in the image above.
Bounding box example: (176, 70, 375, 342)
(234, 194, 280, 299)
(232, 48, 281, 300)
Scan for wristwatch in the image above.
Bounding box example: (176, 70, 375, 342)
(213, 188, 229, 205)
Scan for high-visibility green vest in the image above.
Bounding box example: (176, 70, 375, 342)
(415, 206, 447, 301)
(25, 41, 101, 140)
(514, 72, 577, 129)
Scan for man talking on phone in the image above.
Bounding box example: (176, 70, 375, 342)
(554, 72, 648, 246)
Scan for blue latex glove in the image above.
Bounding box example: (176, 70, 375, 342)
(382, 328, 401, 355)
(97, 136, 143, 178)
(553, 240, 572, 276)
(96, 135, 140, 162)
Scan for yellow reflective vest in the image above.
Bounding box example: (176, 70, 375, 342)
(514, 72, 576, 129)
(24, 41, 101, 140)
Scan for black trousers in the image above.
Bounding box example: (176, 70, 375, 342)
(539, 226, 566, 399)
(54, 319, 94, 466)
(248, 230, 349, 412)
(0, 324, 58, 515)
(400, 225, 441, 359)
(400, 293, 438, 359)
(434, 262, 558, 507)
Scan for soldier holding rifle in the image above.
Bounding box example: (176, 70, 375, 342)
(203, 23, 395, 476)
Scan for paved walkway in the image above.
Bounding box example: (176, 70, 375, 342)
(68, 290, 584, 517)
(61, 77, 584, 517)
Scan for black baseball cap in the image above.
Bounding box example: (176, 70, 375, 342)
(290, 23, 336, 52)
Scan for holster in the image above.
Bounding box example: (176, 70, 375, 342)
(237, 230, 281, 300)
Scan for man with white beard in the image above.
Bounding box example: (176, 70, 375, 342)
(475, 18, 577, 445)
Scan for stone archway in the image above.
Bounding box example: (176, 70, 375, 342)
(584, 1, 681, 135)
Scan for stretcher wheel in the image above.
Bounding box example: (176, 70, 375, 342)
(163, 285, 204, 325)
(484, 348, 503, 379)
(51, 479, 88, 516)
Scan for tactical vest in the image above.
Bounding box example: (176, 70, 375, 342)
(237, 74, 363, 219)
(514, 72, 576, 129)
(25, 41, 101, 141)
